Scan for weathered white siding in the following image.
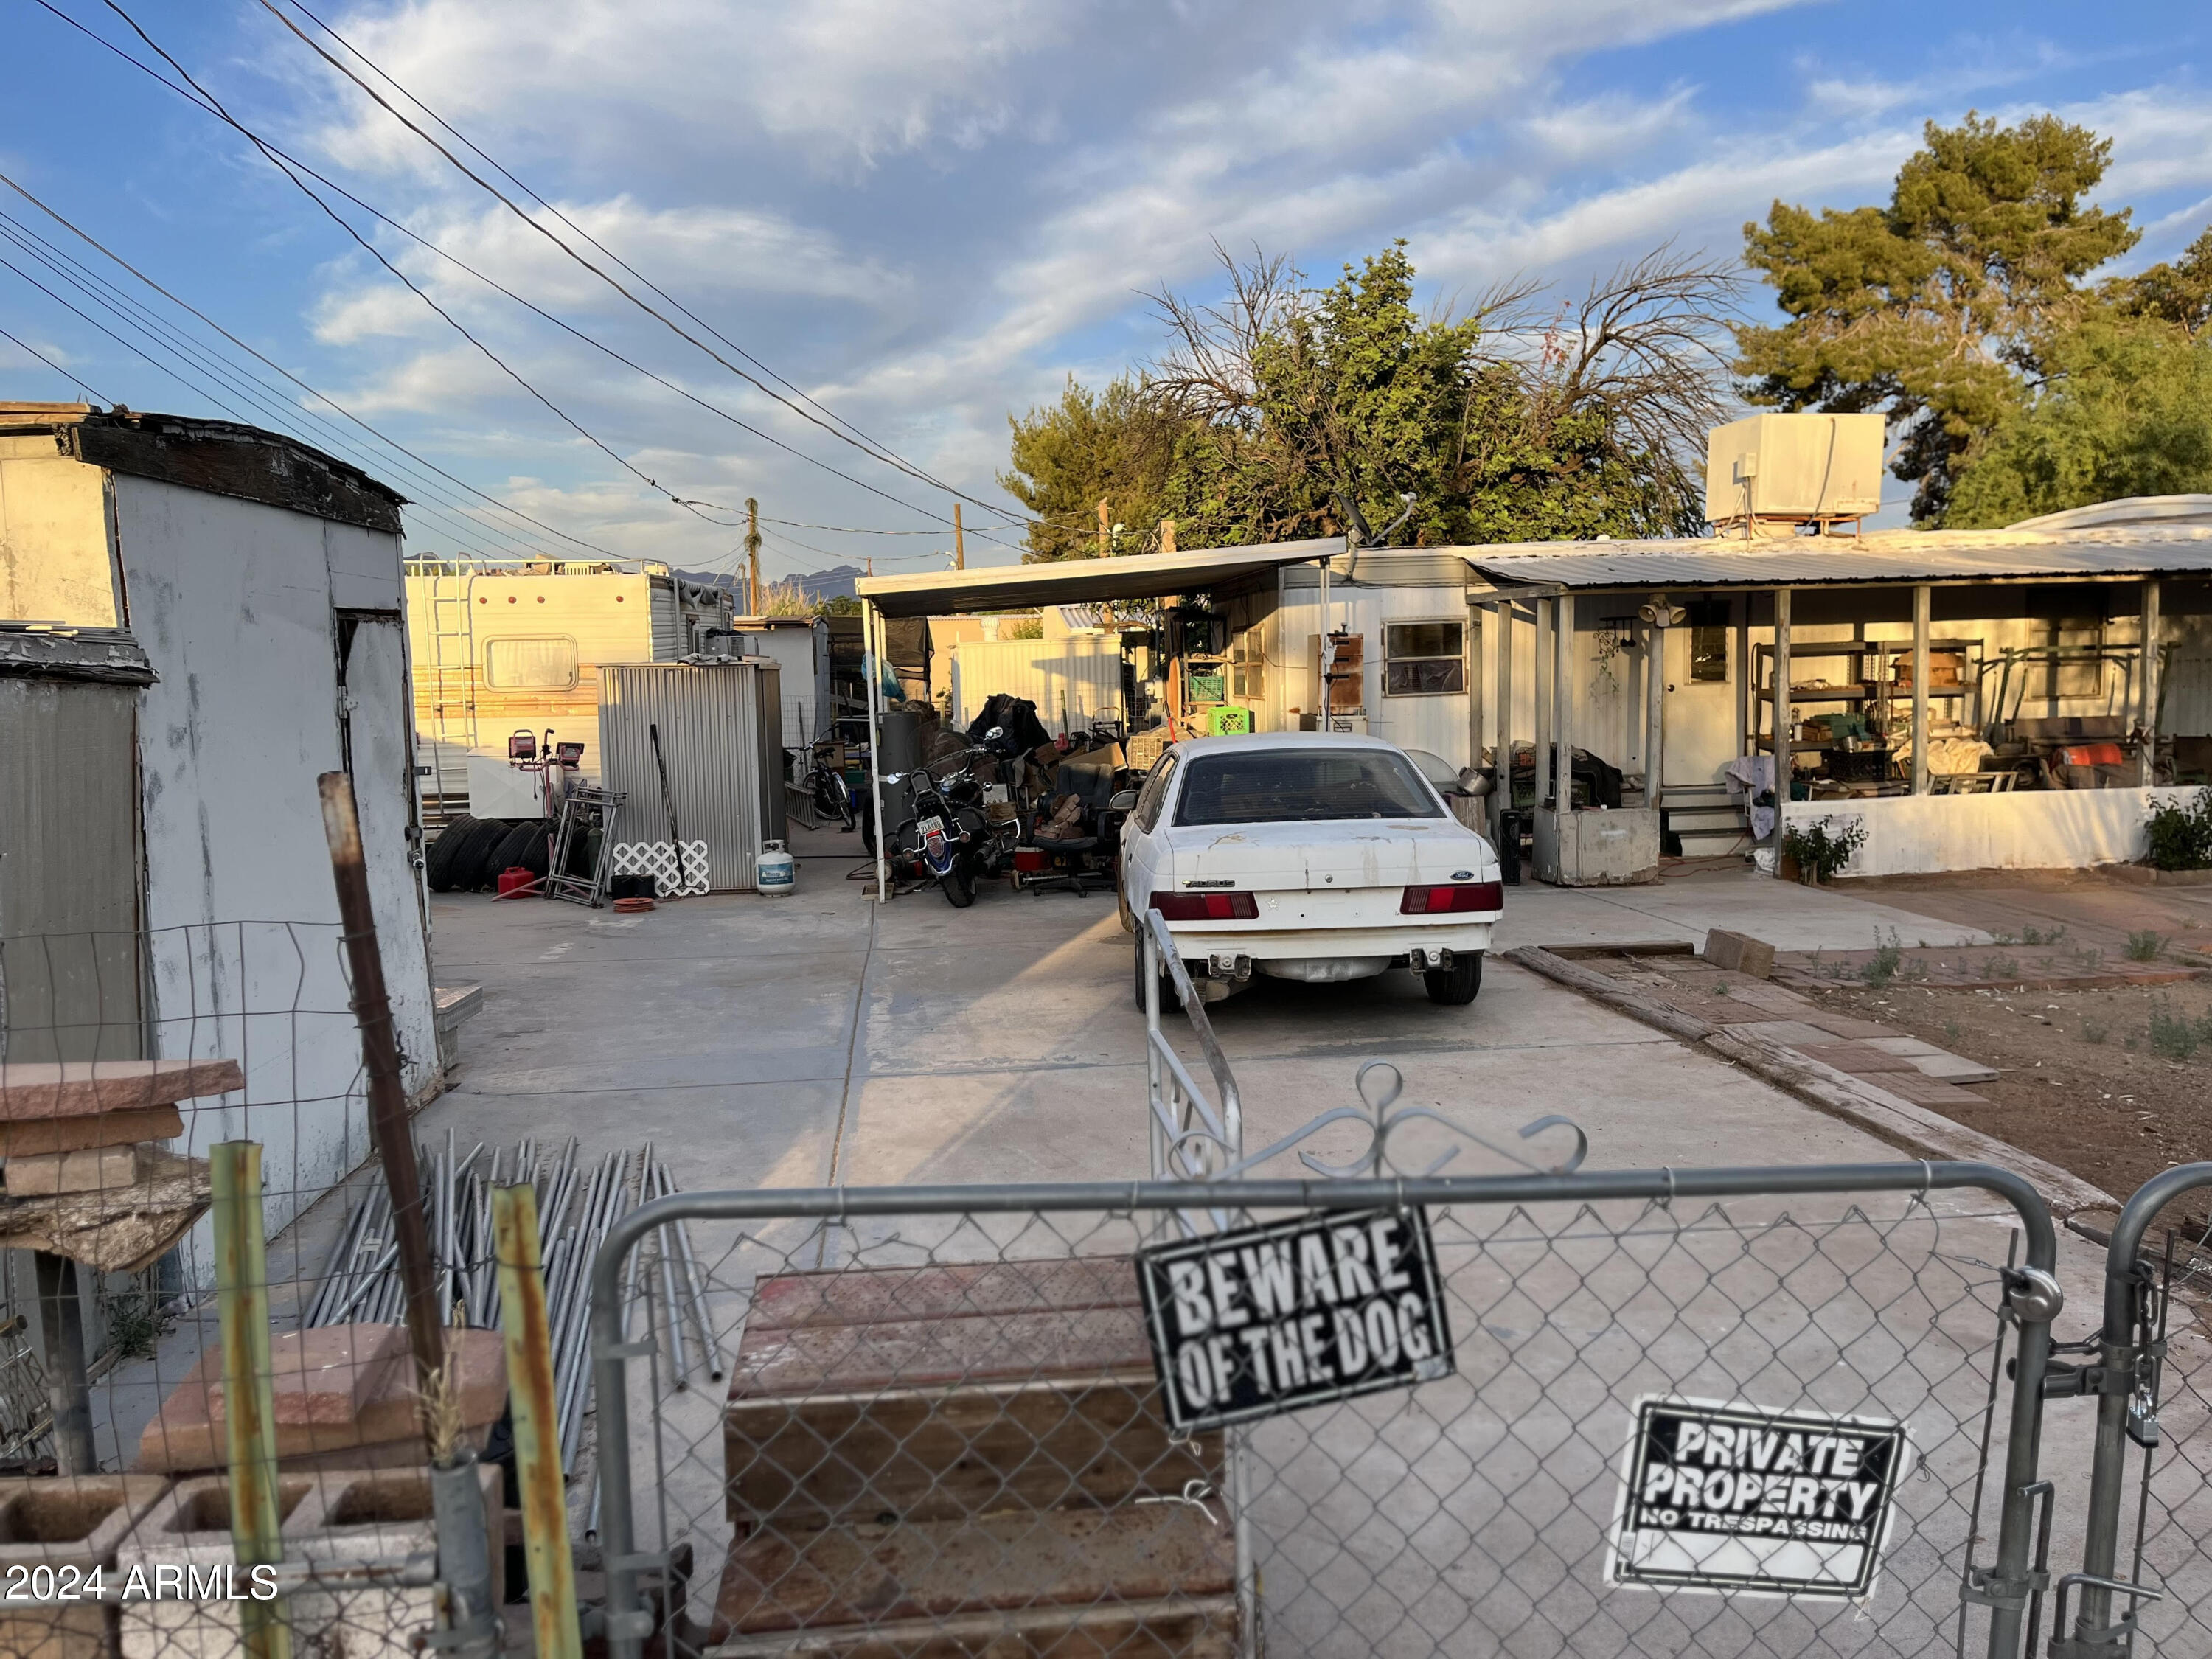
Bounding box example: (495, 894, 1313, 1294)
(114, 476, 434, 1242)
(948, 636, 1124, 733)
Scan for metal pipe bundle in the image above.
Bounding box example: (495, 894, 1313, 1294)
(305, 1135, 678, 1467)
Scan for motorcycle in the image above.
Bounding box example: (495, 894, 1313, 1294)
(888, 727, 1023, 908)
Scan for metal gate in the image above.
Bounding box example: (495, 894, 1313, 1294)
(585, 1162, 2060, 1659)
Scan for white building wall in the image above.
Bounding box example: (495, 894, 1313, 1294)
(1273, 577, 1477, 766)
(1782, 787, 2199, 879)
(948, 636, 1124, 734)
(112, 476, 436, 1248)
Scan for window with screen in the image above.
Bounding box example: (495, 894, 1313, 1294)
(1688, 599, 1729, 684)
(484, 636, 580, 689)
(1382, 621, 1464, 696)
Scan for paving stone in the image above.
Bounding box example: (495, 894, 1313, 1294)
(1871, 1071, 1988, 1107)
(1903, 1052, 2000, 1084)
(1732, 1020, 1839, 1048)
(1795, 1043, 1918, 1074)
(1802, 1012, 1899, 1040)
(1721, 983, 1817, 1015)
(1856, 1034, 1998, 1081)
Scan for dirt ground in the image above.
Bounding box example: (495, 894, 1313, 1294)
(1807, 975, 2212, 1216)
(1595, 928, 2212, 1232)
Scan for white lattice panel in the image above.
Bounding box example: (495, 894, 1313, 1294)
(609, 840, 711, 896)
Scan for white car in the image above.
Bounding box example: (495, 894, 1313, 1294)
(1117, 734, 1503, 1006)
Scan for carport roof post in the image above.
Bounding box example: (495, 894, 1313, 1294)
(853, 536, 1346, 617)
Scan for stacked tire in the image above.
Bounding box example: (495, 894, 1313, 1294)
(426, 816, 549, 892)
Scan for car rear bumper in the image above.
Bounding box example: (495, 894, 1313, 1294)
(1157, 919, 1495, 962)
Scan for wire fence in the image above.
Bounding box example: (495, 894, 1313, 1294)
(588, 1171, 2062, 1659)
(12, 911, 2212, 1657)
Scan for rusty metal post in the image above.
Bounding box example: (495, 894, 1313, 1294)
(212, 1141, 292, 1659)
(493, 1182, 583, 1659)
(318, 771, 444, 1405)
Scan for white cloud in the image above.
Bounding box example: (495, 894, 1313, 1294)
(219, 0, 2208, 571)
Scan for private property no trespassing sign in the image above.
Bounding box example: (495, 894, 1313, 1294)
(1608, 1397, 1910, 1599)
(1135, 1207, 1454, 1434)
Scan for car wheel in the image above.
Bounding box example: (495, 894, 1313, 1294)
(1424, 953, 1484, 1006)
(1133, 932, 1175, 1012)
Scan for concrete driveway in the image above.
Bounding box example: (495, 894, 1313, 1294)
(417, 836, 1996, 1196)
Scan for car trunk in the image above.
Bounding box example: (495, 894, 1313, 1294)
(1161, 820, 1473, 925)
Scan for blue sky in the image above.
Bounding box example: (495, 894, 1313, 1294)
(3, 0, 2207, 580)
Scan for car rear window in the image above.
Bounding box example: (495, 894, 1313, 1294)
(1172, 749, 1444, 826)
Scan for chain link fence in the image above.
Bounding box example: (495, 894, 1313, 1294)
(589, 1166, 2060, 1659)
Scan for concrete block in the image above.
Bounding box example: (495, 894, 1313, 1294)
(1703, 929, 1775, 978)
(117, 1465, 500, 1659)
(3, 1143, 157, 1196)
(0, 1060, 241, 1119)
(0, 1475, 170, 1659)
(1534, 807, 1660, 887)
(138, 1324, 505, 1473)
(0, 1105, 184, 1159)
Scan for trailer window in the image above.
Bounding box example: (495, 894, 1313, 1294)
(485, 637, 580, 689)
(1382, 621, 1464, 696)
(1174, 748, 1442, 825)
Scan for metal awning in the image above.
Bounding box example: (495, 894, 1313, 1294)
(854, 536, 1344, 618)
(1455, 526, 2212, 591)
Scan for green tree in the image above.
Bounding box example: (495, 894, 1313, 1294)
(1150, 242, 1731, 545)
(999, 376, 1184, 561)
(2111, 226, 2212, 338)
(1736, 114, 2140, 521)
(1945, 318, 2212, 526)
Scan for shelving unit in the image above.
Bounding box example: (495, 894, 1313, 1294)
(1752, 638, 1984, 754)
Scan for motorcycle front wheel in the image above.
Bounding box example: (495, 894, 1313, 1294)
(939, 863, 976, 908)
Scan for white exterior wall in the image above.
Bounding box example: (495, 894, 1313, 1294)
(112, 476, 435, 1248)
(949, 636, 1124, 734)
(1273, 580, 1477, 766)
(1781, 787, 2200, 879)
(737, 622, 832, 749)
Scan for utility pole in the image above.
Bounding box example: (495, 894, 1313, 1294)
(1097, 497, 1110, 557)
(866, 557, 874, 577)
(744, 498, 762, 615)
(953, 503, 965, 569)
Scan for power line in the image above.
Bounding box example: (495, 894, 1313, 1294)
(0, 323, 111, 402)
(278, 0, 920, 476)
(0, 167, 627, 562)
(251, 0, 1040, 533)
(0, 179, 612, 564)
(0, 221, 543, 563)
(46, 0, 1022, 547)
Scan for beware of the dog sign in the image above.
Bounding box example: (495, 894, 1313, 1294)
(1608, 1397, 1910, 1598)
(1135, 1207, 1453, 1434)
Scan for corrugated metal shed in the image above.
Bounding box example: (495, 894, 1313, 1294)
(598, 660, 785, 891)
(1458, 526, 2212, 591)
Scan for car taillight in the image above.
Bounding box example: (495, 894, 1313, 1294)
(1149, 891, 1259, 922)
(1399, 882, 1504, 914)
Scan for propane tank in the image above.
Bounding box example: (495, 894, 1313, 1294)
(756, 839, 795, 896)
